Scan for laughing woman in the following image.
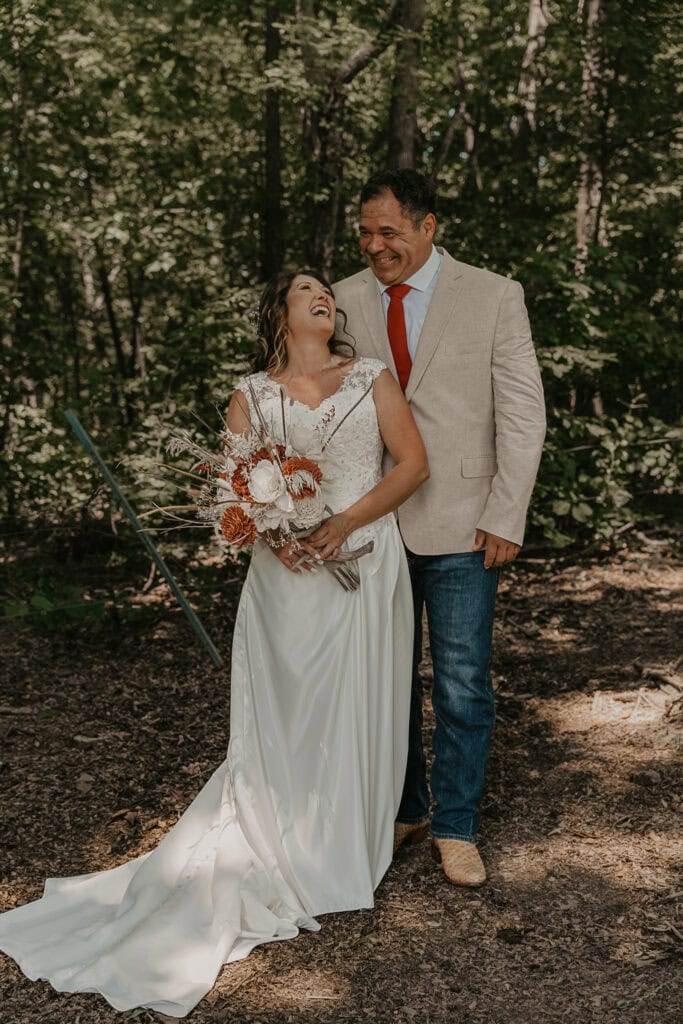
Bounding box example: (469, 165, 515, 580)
(0, 268, 428, 1018)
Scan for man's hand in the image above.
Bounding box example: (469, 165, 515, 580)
(472, 529, 520, 569)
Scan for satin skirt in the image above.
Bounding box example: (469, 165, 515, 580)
(0, 518, 413, 1017)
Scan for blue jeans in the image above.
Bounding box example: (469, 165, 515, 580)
(397, 550, 498, 842)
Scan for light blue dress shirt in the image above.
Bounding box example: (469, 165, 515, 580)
(376, 245, 443, 360)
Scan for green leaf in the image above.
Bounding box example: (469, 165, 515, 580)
(552, 500, 571, 516)
(571, 502, 593, 524)
(4, 601, 29, 620)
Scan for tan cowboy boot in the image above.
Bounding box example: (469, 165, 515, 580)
(393, 819, 430, 855)
(431, 837, 486, 887)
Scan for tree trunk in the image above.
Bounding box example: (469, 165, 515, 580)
(387, 0, 426, 168)
(575, 0, 606, 273)
(311, 99, 345, 278)
(430, 36, 482, 191)
(260, 1, 284, 280)
(75, 234, 107, 361)
(95, 243, 134, 425)
(513, 0, 550, 161)
(0, 8, 29, 519)
(56, 262, 82, 402)
(296, 0, 404, 273)
(126, 267, 146, 388)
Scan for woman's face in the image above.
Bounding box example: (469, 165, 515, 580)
(284, 274, 336, 342)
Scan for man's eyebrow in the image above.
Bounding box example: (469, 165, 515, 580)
(358, 223, 403, 232)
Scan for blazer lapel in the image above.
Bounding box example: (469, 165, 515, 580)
(405, 251, 464, 401)
(356, 271, 396, 372)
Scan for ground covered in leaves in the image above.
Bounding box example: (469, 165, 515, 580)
(1, 531, 681, 1023)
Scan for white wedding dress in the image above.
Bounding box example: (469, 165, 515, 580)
(0, 357, 413, 1017)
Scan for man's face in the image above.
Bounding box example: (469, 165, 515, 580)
(359, 190, 436, 286)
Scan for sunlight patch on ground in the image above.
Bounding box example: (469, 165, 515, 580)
(531, 688, 681, 743)
(493, 831, 682, 893)
(224, 966, 351, 1011)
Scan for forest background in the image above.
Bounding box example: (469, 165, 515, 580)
(2, 10, 682, 1022)
(1, 0, 681, 619)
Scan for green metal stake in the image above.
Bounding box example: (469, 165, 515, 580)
(64, 410, 224, 669)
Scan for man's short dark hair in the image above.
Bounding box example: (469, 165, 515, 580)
(360, 169, 436, 223)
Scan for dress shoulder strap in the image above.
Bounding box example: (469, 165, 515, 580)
(349, 357, 387, 389)
(232, 371, 273, 411)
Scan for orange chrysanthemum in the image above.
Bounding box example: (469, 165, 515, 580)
(220, 506, 256, 547)
(231, 465, 252, 499)
(251, 444, 286, 465)
(281, 457, 323, 484)
(250, 447, 272, 466)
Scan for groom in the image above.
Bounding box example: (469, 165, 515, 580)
(334, 169, 546, 886)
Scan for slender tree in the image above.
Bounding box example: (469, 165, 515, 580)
(575, 0, 607, 272)
(513, 0, 551, 161)
(260, 1, 284, 279)
(387, 0, 426, 168)
(429, 34, 482, 192)
(296, 0, 404, 274)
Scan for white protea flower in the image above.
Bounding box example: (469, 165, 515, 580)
(292, 490, 325, 529)
(286, 469, 318, 496)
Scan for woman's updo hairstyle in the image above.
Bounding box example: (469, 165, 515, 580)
(252, 268, 355, 376)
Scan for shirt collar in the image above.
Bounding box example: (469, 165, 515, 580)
(376, 245, 442, 294)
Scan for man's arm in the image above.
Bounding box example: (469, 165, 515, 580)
(475, 280, 546, 558)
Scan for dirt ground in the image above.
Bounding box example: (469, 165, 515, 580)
(1, 533, 681, 1024)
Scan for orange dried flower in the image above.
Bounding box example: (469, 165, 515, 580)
(252, 444, 286, 463)
(220, 506, 256, 547)
(231, 465, 252, 499)
(251, 447, 272, 465)
(281, 457, 323, 484)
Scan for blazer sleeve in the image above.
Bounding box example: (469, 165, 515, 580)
(475, 280, 546, 545)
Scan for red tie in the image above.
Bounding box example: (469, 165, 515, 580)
(386, 284, 412, 391)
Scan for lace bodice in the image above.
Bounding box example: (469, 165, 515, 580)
(236, 358, 388, 543)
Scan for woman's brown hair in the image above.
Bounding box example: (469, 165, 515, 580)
(252, 269, 355, 376)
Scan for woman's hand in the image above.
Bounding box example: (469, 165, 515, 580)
(307, 513, 354, 560)
(270, 538, 323, 574)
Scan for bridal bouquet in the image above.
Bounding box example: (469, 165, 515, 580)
(178, 439, 324, 551)
(148, 382, 373, 590)
(159, 401, 325, 553)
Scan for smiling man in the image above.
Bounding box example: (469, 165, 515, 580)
(334, 169, 546, 887)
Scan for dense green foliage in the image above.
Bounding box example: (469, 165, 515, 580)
(1, 0, 681, 548)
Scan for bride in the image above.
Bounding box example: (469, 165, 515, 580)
(0, 269, 429, 1018)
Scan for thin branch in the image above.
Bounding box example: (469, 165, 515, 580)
(334, 0, 405, 88)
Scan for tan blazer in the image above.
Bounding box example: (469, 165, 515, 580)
(334, 248, 546, 554)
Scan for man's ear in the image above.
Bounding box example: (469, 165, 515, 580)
(423, 213, 437, 241)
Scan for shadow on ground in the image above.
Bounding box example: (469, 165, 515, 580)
(1, 537, 681, 1023)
